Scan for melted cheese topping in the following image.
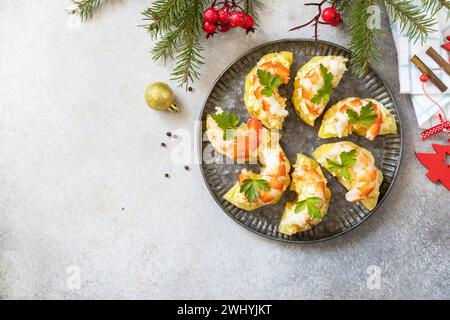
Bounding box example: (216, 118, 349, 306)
(324, 58, 347, 85)
(261, 147, 280, 174)
(248, 85, 288, 124)
(321, 143, 352, 162)
(296, 57, 348, 116)
(334, 111, 349, 137)
(282, 205, 311, 229)
(266, 96, 288, 117)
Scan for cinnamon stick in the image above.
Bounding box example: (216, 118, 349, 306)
(410, 55, 448, 92)
(426, 46, 450, 76)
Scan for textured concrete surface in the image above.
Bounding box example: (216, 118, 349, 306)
(0, 1, 448, 299)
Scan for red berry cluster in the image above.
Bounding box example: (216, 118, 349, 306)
(321, 7, 341, 27)
(203, 2, 254, 38)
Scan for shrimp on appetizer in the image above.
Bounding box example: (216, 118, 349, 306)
(292, 56, 347, 126)
(318, 97, 397, 141)
(223, 138, 291, 211)
(312, 141, 383, 211)
(279, 154, 331, 236)
(244, 51, 293, 130)
(206, 107, 266, 161)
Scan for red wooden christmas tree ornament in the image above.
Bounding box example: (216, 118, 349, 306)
(442, 36, 450, 51)
(442, 42, 450, 52)
(416, 139, 450, 190)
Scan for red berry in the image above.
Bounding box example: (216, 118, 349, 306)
(218, 22, 231, 33)
(218, 6, 230, 24)
(230, 11, 246, 27)
(203, 21, 217, 34)
(203, 7, 219, 24)
(329, 12, 342, 26)
(241, 14, 254, 30)
(420, 74, 429, 83)
(446, 35, 450, 42)
(322, 7, 338, 24)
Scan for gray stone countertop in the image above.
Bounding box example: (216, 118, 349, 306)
(0, 0, 448, 299)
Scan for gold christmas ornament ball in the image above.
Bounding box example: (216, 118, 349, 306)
(145, 82, 180, 112)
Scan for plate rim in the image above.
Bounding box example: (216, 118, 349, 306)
(197, 38, 404, 243)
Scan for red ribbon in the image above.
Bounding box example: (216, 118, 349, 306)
(421, 114, 450, 140)
(420, 83, 449, 140)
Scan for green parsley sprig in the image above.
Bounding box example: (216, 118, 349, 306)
(295, 197, 323, 219)
(311, 64, 334, 105)
(346, 102, 378, 126)
(256, 69, 283, 97)
(210, 112, 240, 140)
(240, 178, 270, 202)
(326, 149, 357, 181)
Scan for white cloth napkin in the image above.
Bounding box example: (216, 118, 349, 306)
(391, 8, 450, 129)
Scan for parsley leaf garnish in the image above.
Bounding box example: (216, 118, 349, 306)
(295, 197, 323, 219)
(326, 149, 357, 181)
(311, 64, 334, 105)
(210, 112, 240, 140)
(240, 178, 270, 202)
(257, 69, 283, 97)
(346, 102, 378, 126)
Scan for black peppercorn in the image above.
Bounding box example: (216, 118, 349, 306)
(164, 173, 170, 178)
(161, 142, 166, 147)
(184, 165, 190, 171)
(188, 87, 193, 92)
(166, 132, 171, 137)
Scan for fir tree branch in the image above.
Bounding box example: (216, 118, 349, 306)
(142, 0, 207, 89)
(142, 0, 188, 63)
(348, 0, 381, 77)
(151, 28, 179, 63)
(380, 0, 436, 43)
(70, 0, 107, 20)
(171, 0, 208, 88)
(141, 0, 186, 37)
(421, 0, 450, 15)
(332, 0, 352, 15)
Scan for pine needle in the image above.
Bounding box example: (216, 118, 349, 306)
(348, 0, 381, 77)
(380, 0, 436, 43)
(142, 0, 207, 89)
(151, 29, 179, 63)
(332, 0, 353, 15)
(421, 0, 450, 15)
(71, 0, 106, 20)
(170, 0, 207, 88)
(141, 0, 187, 37)
(348, 0, 442, 77)
(243, 0, 263, 26)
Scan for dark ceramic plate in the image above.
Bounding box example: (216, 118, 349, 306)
(199, 39, 402, 243)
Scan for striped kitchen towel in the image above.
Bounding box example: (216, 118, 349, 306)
(391, 8, 449, 129)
